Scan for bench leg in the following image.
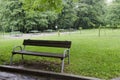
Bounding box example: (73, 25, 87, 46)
(22, 54, 24, 61)
(67, 50, 70, 64)
(68, 53, 70, 64)
(21, 54, 24, 63)
(10, 54, 14, 65)
(61, 58, 64, 73)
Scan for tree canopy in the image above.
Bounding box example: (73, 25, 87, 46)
(105, 0, 120, 27)
(19, 0, 63, 12)
(0, 0, 119, 32)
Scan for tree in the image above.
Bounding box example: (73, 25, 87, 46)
(45, 11, 57, 29)
(105, 0, 120, 27)
(56, 0, 77, 29)
(74, 0, 105, 29)
(19, 0, 63, 13)
(0, 0, 25, 32)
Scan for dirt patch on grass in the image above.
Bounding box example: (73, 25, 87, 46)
(10, 60, 62, 72)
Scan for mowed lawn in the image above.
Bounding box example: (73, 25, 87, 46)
(1, 29, 120, 79)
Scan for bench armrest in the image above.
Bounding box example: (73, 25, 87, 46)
(63, 49, 70, 64)
(63, 49, 70, 57)
(12, 46, 23, 52)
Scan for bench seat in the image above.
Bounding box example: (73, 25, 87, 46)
(12, 50, 68, 59)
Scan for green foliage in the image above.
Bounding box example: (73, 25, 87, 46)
(25, 11, 58, 32)
(105, 1, 120, 27)
(0, 0, 59, 32)
(45, 11, 58, 29)
(56, 0, 78, 29)
(0, 0, 25, 32)
(74, 0, 105, 29)
(25, 11, 48, 32)
(1, 0, 119, 32)
(20, 0, 63, 13)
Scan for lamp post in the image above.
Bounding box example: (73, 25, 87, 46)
(55, 25, 58, 30)
(55, 25, 60, 36)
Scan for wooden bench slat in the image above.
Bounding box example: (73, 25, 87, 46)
(23, 39, 71, 48)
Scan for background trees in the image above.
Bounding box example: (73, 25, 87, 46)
(105, 0, 120, 28)
(0, 0, 25, 32)
(20, 0, 63, 12)
(0, 0, 119, 33)
(74, 0, 105, 29)
(56, 0, 77, 29)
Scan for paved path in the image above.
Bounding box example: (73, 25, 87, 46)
(3, 32, 59, 39)
(2, 32, 74, 39)
(111, 77, 120, 80)
(0, 71, 45, 80)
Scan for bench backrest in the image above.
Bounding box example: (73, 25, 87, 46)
(23, 39, 71, 48)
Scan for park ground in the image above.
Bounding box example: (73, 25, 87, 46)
(1, 29, 120, 80)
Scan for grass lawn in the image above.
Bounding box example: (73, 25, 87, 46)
(1, 29, 120, 79)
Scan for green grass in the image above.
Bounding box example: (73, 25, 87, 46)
(1, 29, 120, 79)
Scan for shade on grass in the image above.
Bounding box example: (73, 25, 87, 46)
(1, 29, 120, 79)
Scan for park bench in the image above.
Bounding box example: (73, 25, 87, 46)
(10, 39, 71, 73)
